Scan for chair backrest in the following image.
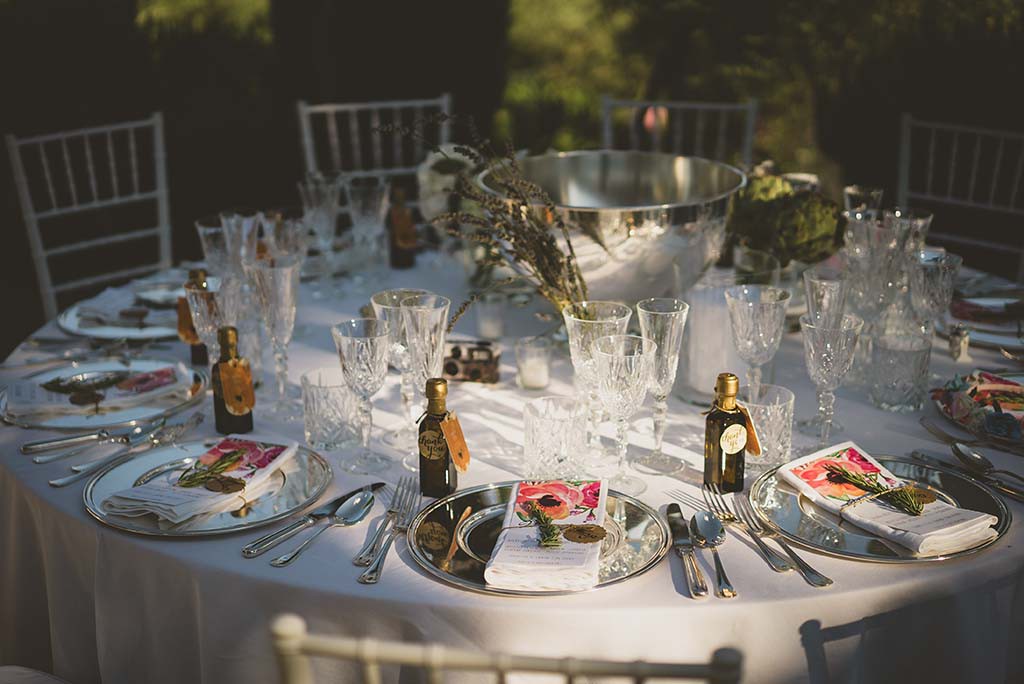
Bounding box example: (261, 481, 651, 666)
(296, 94, 452, 178)
(5, 112, 171, 320)
(897, 113, 1024, 279)
(602, 96, 757, 170)
(272, 614, 742, 684)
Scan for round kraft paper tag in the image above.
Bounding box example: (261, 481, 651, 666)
(720, 423, 747, 453)
(418, 429, 447, 461)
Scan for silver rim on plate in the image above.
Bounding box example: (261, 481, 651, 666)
(58, 304, 179, 341)
(406, 481, 670, 597)
(0, 358, 208, 431)
(748, 456, 1010, 563)
(83, 439, 333, 537)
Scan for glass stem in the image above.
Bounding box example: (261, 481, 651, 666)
(359, 399, 373, 452)
(399, 370, 415, 431)
(747, 365, 762, 403)
(615, 417, 629, 474)
(817, 390, 835, 446)
(652, 394, 668, 456)
(274, 345, 288, 407)
(587, 393, 603, 449)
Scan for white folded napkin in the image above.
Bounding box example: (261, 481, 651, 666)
(75, 287, 177, 328)
(778, 441, 998, 556)
(101, 434, 298, 525)
(5, 362, 191, 417)
(484, 480, 608, 592)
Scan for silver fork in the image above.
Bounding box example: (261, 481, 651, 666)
(702, 484, 793, 573)
(353, 477, 412, 566)
(734, 495, 833, 587)
(357, 484, 419, 585)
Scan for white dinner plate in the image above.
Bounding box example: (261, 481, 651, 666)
(58, 303, 178, 341)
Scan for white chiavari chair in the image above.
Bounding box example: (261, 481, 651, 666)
(601, 97, 757, 170)
(272, 614, 743, 684)
(5, 113, 172, 320)
(296, 94, 452, 181)
(0, 666, 71, 684)
(897, 113, 1024, 279)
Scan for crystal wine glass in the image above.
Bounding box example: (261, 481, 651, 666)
(592, 334, 657, 495)
(245, 254, 301, 421)
(843, 185, 884, 219)
(219, 207, 260, 272)
(910, 251, 963, 331)
(799, 313, 863, 450)
(636, 298, 689, 474)
(195, 216, 232, 276)
(298, 173, 341, 297)
(803, 260, 849, 327)
(562, 301, 632, 459)
(330, 318, 392, 473)
(371, 288, 431, 460)
(724, 285, 791, 402)
(401, 293, 451, 469)
(343, 176, 390, 293)
(183, 275, 241, 365)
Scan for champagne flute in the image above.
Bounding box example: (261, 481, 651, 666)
(401, 294, 451, 470)
(636, 298, 689, 473)
(245, 254, 301, 421)
(331, 318, 392, 473)
(371, 288, 431, 458)
(592, 334, 657, 495)
(183, 275, 240, 366)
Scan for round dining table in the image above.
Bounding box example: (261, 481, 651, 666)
(2, 257, 1022, 684)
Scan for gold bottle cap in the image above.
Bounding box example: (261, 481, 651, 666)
(188, 268, 208, 286)
(715, 372, 739, 398)
(217, 326, 239, 356)
(425, 377, 448, 399)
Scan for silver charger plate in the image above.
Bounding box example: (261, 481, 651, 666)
(58, 303, 178, 341)
(749, 457, 1010, 563)
(1, 358, 207, 431)
(84, 439, 333, 537)
(407, 482, 670, 597)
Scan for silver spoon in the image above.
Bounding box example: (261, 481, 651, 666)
(951, 442, 1024, 484)
(690, 511, 736, 598)
(270, 489, 376, 567)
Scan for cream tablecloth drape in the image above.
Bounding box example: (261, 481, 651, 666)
(2, 259, 1022, 683)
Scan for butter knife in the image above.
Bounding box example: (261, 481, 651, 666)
(242, 482, 387, 558)
(24, 418, 164, 456)
(909, 450, 1024, 503)
(667, 503, 708, 598)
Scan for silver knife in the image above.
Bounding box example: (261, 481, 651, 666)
(24, 418, 165, 456)
(49, 413, 203, 487)
(32, 420, 167, 464)
(667, 503, 708, 598)
(242, 482, 388, 558)
(909, 450, 1024, 503)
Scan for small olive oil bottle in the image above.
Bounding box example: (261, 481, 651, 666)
(211, 326, 254, 435)
(419, 378, 457, 497)
(703, 372, 747, 492)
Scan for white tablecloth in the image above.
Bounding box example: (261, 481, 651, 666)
(2, 259, 1023, 684)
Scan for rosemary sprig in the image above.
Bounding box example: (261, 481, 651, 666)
(525, 501, 563, 548)
(823, 463, 924, 516)
(177, 449, 245, 489)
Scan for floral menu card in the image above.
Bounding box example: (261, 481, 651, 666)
(484, 480, 608, 592)
(101, 434, 298, 526)
(779, 442, 998, 555)
(6, 363, 190, 416)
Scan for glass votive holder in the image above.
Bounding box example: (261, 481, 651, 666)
(476, 292, 506, 339)
(739, 384, 795, 475)
(515, 336, 552, 390)
(869, 330, 931, 413)
(301, 367, 359, 451)
(523, 396, 587, 479)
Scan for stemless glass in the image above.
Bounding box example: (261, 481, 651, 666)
(370, 288, 431, 455)
(724, 285, 791, 402)
(401, 293, 451, 470)
(183, 275, 241, 364)
(523, 396, 587, 480)
(562, 301, 633, 456)
(301, 367, 358, 451)
(869, 329, 931, 413)
(636, 298, 689, 474)
(592, 334, 656, 495)
(246, 254, 301, 421)
(799, 313, 863, 450)
(740, 383, 795, 475)
(330, 319, 392, 473)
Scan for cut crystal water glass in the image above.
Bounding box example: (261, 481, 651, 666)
(301, 367, 358, 451)
(523, 396, 587, 480)
(331, 318, 392, 473)
(724, 285, 790, 403)
(636, 297, 689, 474)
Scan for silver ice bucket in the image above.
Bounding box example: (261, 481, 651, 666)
(477, 150, 746, 302)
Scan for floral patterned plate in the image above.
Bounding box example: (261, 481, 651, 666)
(749, 457, 1009, 562)
(83, 438, 332, 537)
(406, 481, 670, 596)
(931, 370, 1024, 450)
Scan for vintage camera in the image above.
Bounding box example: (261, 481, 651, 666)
(443, 339, 500, 384)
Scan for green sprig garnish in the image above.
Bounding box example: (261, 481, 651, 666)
(525, 501, 562, 548)
(177, 449, 246, 491)
(823, 463, 924, 516)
